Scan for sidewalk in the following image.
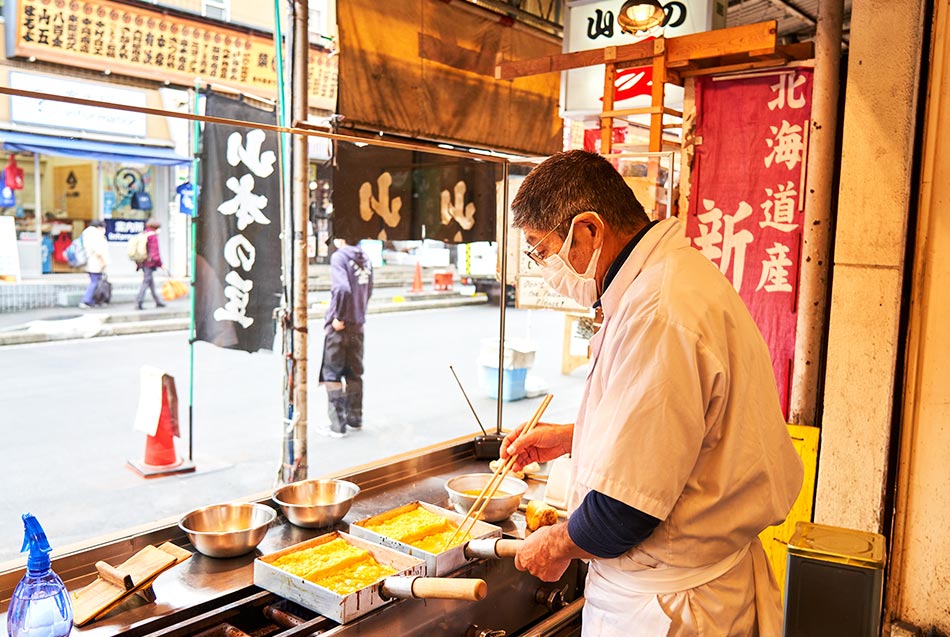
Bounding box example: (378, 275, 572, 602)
(0, 284, 489, 346)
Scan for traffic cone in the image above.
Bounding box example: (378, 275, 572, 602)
(411, 261, 424, 293)
(128, 371, 195, 478)
(143, 386, 180, 467)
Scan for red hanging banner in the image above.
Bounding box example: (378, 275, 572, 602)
(684, 69, 814, 417)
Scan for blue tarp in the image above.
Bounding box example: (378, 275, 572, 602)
(0, 130, 191, 166)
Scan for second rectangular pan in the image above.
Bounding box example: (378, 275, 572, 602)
(349, 501, 501, 576)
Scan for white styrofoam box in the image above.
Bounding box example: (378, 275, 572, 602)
(477, 338, 536, 370)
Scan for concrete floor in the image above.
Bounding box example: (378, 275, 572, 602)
(0, 305, 587, 564)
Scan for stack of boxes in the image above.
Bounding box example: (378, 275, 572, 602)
(478, 338, 536, 402)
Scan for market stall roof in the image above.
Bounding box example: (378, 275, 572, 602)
(0, 130, 191, 166)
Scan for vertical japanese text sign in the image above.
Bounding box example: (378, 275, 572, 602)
(196, 92, 281, 352)
(684, 69, 814, 416)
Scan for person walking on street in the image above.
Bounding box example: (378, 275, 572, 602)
(319, 238, 373, 437)
(501, 150, 803, 636)
(136, 218, 166, 310)
(78, 220, 109, 309)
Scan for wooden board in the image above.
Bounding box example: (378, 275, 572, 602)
(72, 543, 190, 626)
(758, 424, 820, 595)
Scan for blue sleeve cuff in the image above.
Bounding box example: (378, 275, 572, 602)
(567, 490, 661, 559)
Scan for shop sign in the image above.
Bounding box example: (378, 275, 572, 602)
(195, 92, 281, 353)
(683, 68, 814, 417)
(332, 143, 498, 244)
(104, 218, 145, 242)
(561, 0, 726, 119)
(2, 0, 338, 111)
(53, 164, 94, 220)
(9, 72, 146, 137)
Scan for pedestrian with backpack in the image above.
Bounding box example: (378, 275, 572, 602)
(132, 218, 166, 310)
(78, 220, 109, 309)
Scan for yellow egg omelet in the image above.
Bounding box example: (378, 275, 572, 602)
(271, 537, 396, 595)
(360, 505, 471, 553)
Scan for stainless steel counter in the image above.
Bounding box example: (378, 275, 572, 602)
(1, 435, 566, 636)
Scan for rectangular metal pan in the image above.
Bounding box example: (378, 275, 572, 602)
(253, 530, 425, 624)
(349, 501, 501, 576)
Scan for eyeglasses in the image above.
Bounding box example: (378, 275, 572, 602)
(523, 216, 572, 266)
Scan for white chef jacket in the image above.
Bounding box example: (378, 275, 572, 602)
(569, 218, 804, 637)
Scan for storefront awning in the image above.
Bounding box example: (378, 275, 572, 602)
(0, 130, 191, 166)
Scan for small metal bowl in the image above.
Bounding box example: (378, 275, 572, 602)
(445, 473, 528, 523)
(179, 502, 276, 558)
(273, 479, 361, 528)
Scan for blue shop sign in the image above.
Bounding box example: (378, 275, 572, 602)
(105, 218, 146, 242)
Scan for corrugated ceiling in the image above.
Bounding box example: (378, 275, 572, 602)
(728, 0, 852, 44)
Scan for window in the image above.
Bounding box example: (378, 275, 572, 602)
(308, 0, 335, 45)
(202, 0, 229, 22)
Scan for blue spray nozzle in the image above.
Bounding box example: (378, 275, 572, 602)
(20, 513, 52, 573)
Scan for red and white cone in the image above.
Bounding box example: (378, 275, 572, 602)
(128, 371, 195, 478)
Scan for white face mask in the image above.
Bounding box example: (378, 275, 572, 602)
(538, 220, 602, 306)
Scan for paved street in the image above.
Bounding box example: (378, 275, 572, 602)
(0, 305, 587, 563)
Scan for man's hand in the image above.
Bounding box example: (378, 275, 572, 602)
(332, 318, 345, 331)
(514, 523, 585, 582)
(500, 422, 574, 472)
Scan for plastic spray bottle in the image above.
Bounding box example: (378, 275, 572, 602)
(6, 514, 73, 637)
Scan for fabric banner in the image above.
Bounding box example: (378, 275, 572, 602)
(332, 142, 498, 243)
(684, 69, 814, 417)
(336, 0, 562, 156)
(196, 92, 281, 352)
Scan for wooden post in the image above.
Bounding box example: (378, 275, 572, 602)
(601, 60, 617, 154)
(649, 38, 666, 154)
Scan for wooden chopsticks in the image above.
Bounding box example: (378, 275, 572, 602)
(444, 394, 553, 550)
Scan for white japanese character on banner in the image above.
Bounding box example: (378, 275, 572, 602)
(441, 180, 476, 243)
(223, 234, 257, 271)
(756, 242, 794, 293)
(760, 181, 799, 232)
(214, 270, 255, 328)
(764, 120, 804, 170)
(359, 172, 402, 240)
(768, 73, 807, 111)
(693, 199, 754, 293)
(218, 174, 271, 231)
(226, 129, 276, 178)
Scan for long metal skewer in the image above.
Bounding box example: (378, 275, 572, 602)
(449, 365, 488, 436)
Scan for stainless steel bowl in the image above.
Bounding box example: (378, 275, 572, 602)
(178, 502, 276, 558)
(445, 473, 528, 523)
(273, 479, 360, 528)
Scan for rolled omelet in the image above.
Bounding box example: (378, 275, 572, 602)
(525, 500, 559, 531)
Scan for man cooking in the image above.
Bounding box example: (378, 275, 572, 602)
(501, 150, 804, 636)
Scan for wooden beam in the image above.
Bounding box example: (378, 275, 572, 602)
(496, 38, 654, 80)
(496, 20, 779, 81)
(677, 58, 791, 79)
(666, 21, 778, 66)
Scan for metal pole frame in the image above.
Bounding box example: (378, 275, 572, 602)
(496, 162, 510, 433)
(187, 81, 201, 463)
